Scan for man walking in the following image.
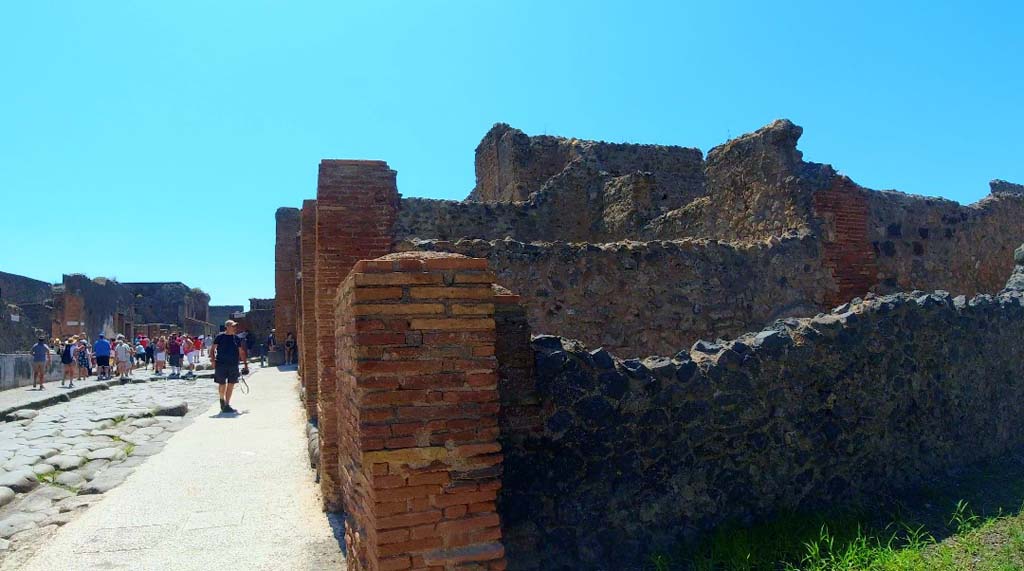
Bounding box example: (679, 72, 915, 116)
(114, 335, 133, 382)
(209, 320, 248, 414)
(93, 334, 112, 380)
(30, 336, 50, 390)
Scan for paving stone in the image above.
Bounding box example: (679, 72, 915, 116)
(1, 456, 40, 471)
(31, 485, 75, 501)
(151, 400, 188, 416)
(0, 537, 8, 550)
(21, 428, 60, 440)
(54, 495, 100, 513)
(133, 426, 165, 437)
(0, 487, 13, 508)
(79, 459, 110, 481)
(48, 454, 86, 470)
(22, 448, 58, 459)
(0, 513, 40, 539)
(55, 471, 86, 488)
(129, 443, 165, 457)
(31, 463, 55, 476)
(129, 417, 159, 428)
(8, 409, 38, 420)
(0, 470, 39, 493)
(86, 447, 127, 462)
(79, 468, 133, 495)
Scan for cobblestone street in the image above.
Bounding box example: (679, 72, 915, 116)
(0, 375, 219, 568)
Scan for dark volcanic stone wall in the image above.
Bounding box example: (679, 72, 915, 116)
(500, 254, 1024, 569)
(397, 233, 834, 357)
(0, 271, 53, 305)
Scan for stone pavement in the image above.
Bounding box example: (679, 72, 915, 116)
(0, 359, 215, 421)
(13, 365, 344, 571)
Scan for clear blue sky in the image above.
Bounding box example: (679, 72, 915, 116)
(2, 1, 1021, 307)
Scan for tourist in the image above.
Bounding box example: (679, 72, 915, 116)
(284, 332, 296, 365)
(154, 335, 167, 376)
(183, 335, 198, 380)
(114, 335, 133, 382)
(167, 333, 183, 379)
(209, 320, 248, 414)
(30, 336, 50, 390)
(93, 334, 112, 381)
(143, 335, 154, 368)
(267, 329, 277, 355)
(59, 337, 76, 386)
(135, 339, 146, 371)
(75, 339, 90, 381)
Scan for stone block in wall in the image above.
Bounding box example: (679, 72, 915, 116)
(331, 252, 507, 571)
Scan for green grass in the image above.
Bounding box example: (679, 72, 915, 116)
(648, 501, 1024, 571)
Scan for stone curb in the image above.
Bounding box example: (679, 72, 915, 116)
(0, 372, 215, 422)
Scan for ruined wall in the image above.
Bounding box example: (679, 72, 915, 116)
(0, 271, 53, 305)
(209, 305, 243, 327)
(498, 249, 1024, 570)
(0, 303, 40, 354)
(864, 186, 1024, 296)
(299, 199, 318, 417)
(398, 234, 834, 357)
(53, 275, 136, 339)
(315, 160, 400, 511)
(126, 282, 210, 325)
(275, 207, 301, 339)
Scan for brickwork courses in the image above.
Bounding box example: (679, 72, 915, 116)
(300, 199, 318, 418)
(275, 207, 301, 341)
(315, 160, 400, 510)
(332, 252, 507, 571)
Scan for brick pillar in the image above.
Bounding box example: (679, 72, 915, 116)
(316, 160, 400, 510)
(300, 200, 319, 419)
(333, 252, 508, 571)
(812, 176, 879, 307)
(275, 207, 301, 341)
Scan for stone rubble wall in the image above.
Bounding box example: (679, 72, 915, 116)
(397, 233, 835, 357)
(498, 248, 1024, 570)
(0, 354, 62, 390)
(864, 187, 1024, 296)
(0, 271, 53, 306)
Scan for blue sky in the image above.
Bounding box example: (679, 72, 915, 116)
(1, 1, 1021, 307)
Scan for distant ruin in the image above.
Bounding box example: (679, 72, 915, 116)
(0, 271, 218, 352)
(274, 120, 1024, 570)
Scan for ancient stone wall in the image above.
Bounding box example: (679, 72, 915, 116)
(53, 275, 137, 339)
(126, 282, 211, 326)
(315, 160, 400, 510)
(864, 186, 1024, 296)
(209, 305, 243, 327)
(275, 207, 301, 340)
(0, 271, 53, 305)
(330, 253, 507, 571)
(398, 234, 834, 357)
(498, 249, 1024, 569)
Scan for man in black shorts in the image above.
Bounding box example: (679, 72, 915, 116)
(209, 320, 248, 413)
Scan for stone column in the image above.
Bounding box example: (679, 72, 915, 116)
(332, 252, 508, 571)
(316, 160, 399, 510)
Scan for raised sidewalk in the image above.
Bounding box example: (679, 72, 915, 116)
(16, 366, 345, 570)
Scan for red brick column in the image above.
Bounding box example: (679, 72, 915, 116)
(300, 199, 318, 419)
(316, 160, 399, 510)
(812, 176, 879, 307)
(333, 252, 507, 571)
(275, 207, 301, 341)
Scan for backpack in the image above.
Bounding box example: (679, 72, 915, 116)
(61, 344, 73, 364)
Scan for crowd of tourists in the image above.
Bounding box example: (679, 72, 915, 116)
(29, 319, 252, 415)
(28, 332, 215, 390)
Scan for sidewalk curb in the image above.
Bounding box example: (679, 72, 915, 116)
(0, 371, 216, 422)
